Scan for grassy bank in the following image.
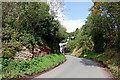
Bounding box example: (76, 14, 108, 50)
(79, 49, 119, 80)
(1, 53, 66, 79)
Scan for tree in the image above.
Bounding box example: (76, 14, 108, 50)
(2, 2, 65, 58)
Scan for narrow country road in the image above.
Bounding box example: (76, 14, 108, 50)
(33, 55, 112, 79)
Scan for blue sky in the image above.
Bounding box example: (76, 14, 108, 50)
(61, 2, 94, 32)
(64, 2, 93, 21)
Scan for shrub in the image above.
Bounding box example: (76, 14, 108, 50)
(2, 27, 36, 58)
(2, 53, 65, 79)
(91, 29, 104, 53)
(65, 40, 77, 52)
(115, 32, 120, 52)
(20, 31, 36, 50)
(79, 51, 95, 58)
(82, 46, 88, 55)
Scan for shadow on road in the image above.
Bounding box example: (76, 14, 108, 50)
(80, 58, 101, 67)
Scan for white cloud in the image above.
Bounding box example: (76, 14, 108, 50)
(47, 0, 85, 33)
(61, 19, 85, 33)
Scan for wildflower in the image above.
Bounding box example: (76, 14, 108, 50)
(84, 54, 87, 57)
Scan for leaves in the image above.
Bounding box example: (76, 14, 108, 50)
(2, 2, 65, 55)
(2, 54, 65, 79)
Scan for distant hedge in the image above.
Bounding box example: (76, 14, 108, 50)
(1, 53, 66, 79)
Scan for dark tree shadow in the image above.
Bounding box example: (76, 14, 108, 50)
(80, 58, 102, 67)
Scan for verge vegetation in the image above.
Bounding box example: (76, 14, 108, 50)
(65, 2, 120, 79)
(1, 2, 67, 79)
(1, 53, 65, 79)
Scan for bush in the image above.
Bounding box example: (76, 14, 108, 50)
(82, 46, 88, 55)
(2, 53, 66, 79)
(65, 40, 77, 52)
(91, 29, 104, 53)
(20, 31, 36, 50)
(79, 51, 95, 58)
(115, 32, 120, 52)
(79, 49, 119, 79)
(2, 27, 22, 58)
(2, 27, 36, 58)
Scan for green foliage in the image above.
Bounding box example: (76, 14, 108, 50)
(67, 28, 80, 37)
(2, 27, 22, 48)
(2, 2, 66, 56)
(82, 46, 88, 54)
(2, 27, 22, 58)
(79, 49, 119, 79)
(80, 2, 120, 53)
(2, 27, 37, 58)
(65, 30, 94, 53)
(2, 54, 65, 79)
(79, 2, 120, 78)
(2, 50, 15, 59)
(35, 36, 43, 46)
(65, 40, 77, 52)
(20, 31, 36, 50)
(115, 32, 120, 52)
(91, 29, 104, 53)
(68, 2, 120, 79)
(56, 26, 68, 42)
(61, 40, 66, 43)
(79, 51, 95, 58)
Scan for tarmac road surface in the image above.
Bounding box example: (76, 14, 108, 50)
(33, 55, 112, 79)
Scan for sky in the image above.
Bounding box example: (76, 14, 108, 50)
(61, 2, 94, 33)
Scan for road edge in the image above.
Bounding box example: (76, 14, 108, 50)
(86, 58, 118, 80)
(25, 59, 67, 80)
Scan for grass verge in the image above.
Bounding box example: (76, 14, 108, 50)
(1, 53, 66, 79)
(79, 50, 119, 80)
